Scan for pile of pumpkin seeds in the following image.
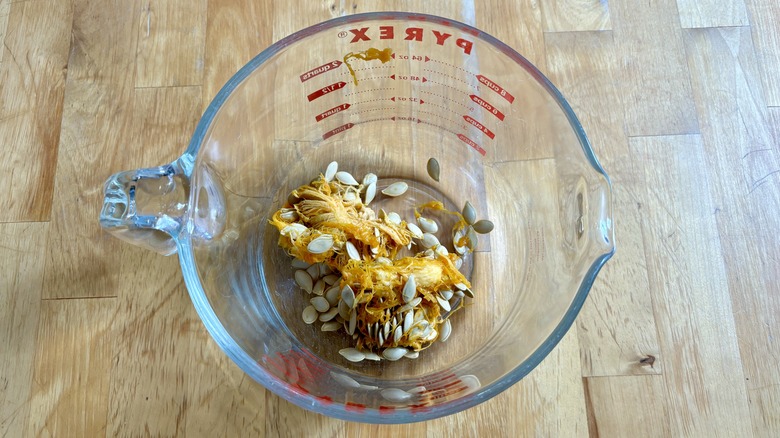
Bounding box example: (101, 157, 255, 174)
(274, 159, 494, 363)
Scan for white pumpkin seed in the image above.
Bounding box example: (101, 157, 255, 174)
(363, 351, 382, 361)
(434, 244, 448, 257)
(307, 234, 334, 254)
(463, 288, 475, 298)
(466, 226, 478, 250)
(417, 217, 438, 233)
(375, 256, 392, 265)
(454, 257, 463, 269)
(312, 279, 326, 296)
(394, 325, 403, 344)
(348, 309, 357, 335)
(341, 285, 355, 308)
(397, 297, 422, 314)
(404, 350, 420, 359)
(310, 296, 330, 313)
(331, 371, 361, 388)
(335, 171, 359, 185)
(455, 282, 468, 291)
(302, 305, 318, 324)
(325, 285, 340, 306)
(339, 348, 365, 363)
(370, 246, 379, 255)
(338, 299, 350, 320)
(321, 321, 341, 331)
(281, 223, 307, 240)
(407, 386, 427, 395)
(323, 274, 339, 285)
(422, 249, 435, 259)
(319, 263, 332, 275)
(363, 172, 377, 186)
(440, 289, 454, 300)
(344, 241, 360, 261)
(305, 263, 320, 280)
(374, 227, 380, 237)
(364, 182, 377, 205)
(438, 321, 451, 342)
(406, 222, 423, 239)
(343, 190, 357, 202)
(454, 290, 465, 298)
(460, 375, 482, 394)
(324, 161, 338, 181)
(436, 295, 451, 312)
(453, 228, 467, 255)
(462, 201, 477, 225)
(336, 315, 345, 324)
(294, 270, 313, 293)
(402, 274, 416, 303)
(381, 181, 408, 197)
(291, 258, 310, 269)
(386, 211, 401, 225)
(382, 347, 408, 361)
(384, 321, 391, 338)
(403, 311, 414, 333)
(426, 157, 440, 182)
(473, 219, 494, 234)
(318, 307, 339, 322)
(381, 388, 412, 402)
(378, 330, 384, 346)
(421, 233, 439, 249)
(280, 208, 298, 221)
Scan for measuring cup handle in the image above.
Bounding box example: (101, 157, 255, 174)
(99, 159, 190, 255)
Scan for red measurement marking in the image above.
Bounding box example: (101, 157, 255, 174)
(322, 123, 354, 139)
(458, 133, 487, 156)
(307, 81, 346, 102)
(300, 60, 342, 82)
(316, 103, 350, 122)
(344, 402, 366, 412)
(469, 94, 505, 121)
(390, 53, 426, 62)
(379, 406, 396, 414)
(390, 74, 427, 82)
(391, 96, 424, 104)
(463, 115, 495, 139)
(477, 75, 515, 103)
(317, 396, 333, 405)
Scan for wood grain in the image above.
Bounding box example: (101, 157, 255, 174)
(544, 31, 661, 377)
(745, 0, 780, 106)
(632, 134, 753, 436)
(0, 0, 9, 65)
(584, 375, 670, 436)
(475, 0, 546, 69)
(0, 223, 47, 437)
(683, 26, 780, 435)
(135, 0, 207, 88)
(610, 0, 699, 136)
(27, 298, 116, 437)
(540, 0, 611, 32)
(677, 0, 749, 28)
(0, 0, 73, 222)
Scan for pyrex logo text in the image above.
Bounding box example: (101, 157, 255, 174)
(345, 26, 474, 55)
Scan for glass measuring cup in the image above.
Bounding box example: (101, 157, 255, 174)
(100, 12, 614, 423)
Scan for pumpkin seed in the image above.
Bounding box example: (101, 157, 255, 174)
(436, 295, 451, 312)
(462, 201, 477, 225)
(364, 181, 377, 205)
(397, 297, 422, 314)
(402, 274, 416, 303)
(325, 285, 340, 306)
(335, 171, 359, 185)
(302, 305, 318, 324)
(319, 307, 339, 322)
(434, 244, 448, 257)
(348, 309, 357, 335)
(421, 233, 439, 249)
(305, 263, 320, 280)
(439, 319, 452, 342)
(281, 223, 307, 240)
(386, 211, 401, 225)
(394, 325, 403, 344)
(381, 388, 412, 402)
(381, 181, 408, 197)
(440, 289, 453, 300)
(321, 321, 341, 331)
(318, 262, 332, 275)
(403, 310, 414, 333)
(280, 208, 298, 221)
(426, 157, 440, 182)
(404, 350, 419, 359)
(408, 386, 427, 395)
(338, 299, 350, 320)
(454, 257, 463, 269)
(406, 222, 423, 239)
(454, 290, 465, 298)
(363, 351, 382, 361)
(363, 172, 377, 186)
(464, 287, 475, 298)
(291, 259, 310, 270)
(331, 371, 361, 388)
(472, 219, 494, 234)
(341, 285, 355, 308)
(312, 279, 326, 296)
(384, 321, 391, 339)
(323, 274, 339, 285)
(453, 228, 467, 255)
(339, 348, 365, 362)
(466, 226, 478, 250)
(346, 241, 361, 261)
(324, 161, 338, 182)
(378, 330, 385, 346)
(311, 296, 330, 312)
(375, 256, 392, 265)
(417, 217, 438, 233)
(294, 270, 313, 293)
(382, 347, 408, 361)
(307, 234, 334, 254)
(343, 190, 357, 202)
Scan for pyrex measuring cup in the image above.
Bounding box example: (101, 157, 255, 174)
(100, 12, 614, 423)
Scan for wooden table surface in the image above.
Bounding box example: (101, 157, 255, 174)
(1, 0, 778, 436)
